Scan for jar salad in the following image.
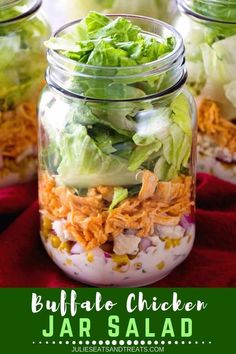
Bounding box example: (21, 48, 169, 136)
(60, 0, 177, 24)
(177, 0, 236, 183)
(0, 0, 50, 187)
(39, 13, 196, 287)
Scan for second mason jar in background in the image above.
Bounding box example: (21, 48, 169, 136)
(38, 13, 196, 287)
(177, 0, 236, 184)
(59, 0, 177, 23)
(0, 0, 50, 187)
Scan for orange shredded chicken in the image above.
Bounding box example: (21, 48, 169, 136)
(95, 186, 114, 202)
(0, 101, 37, 159)
(198, 99, 236, 153)
(138, 170, 158, 201)
(39, 171, 193, 250)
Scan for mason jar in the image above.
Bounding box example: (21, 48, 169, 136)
(177, 0, 236, 183)
(59, 0, 177, 24)
(38, 15, 197, 287)
(0, 0, 50, 187)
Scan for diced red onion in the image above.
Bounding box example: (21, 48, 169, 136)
(180, 214, 194, 231)
(216, 157, 235, 165)
(139, 238, 152, 252)
(104, 252, 112, 259)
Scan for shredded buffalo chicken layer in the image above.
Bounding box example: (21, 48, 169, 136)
(39, 171, 193, 250)
(198, 99, 236, 153)
(0, 101, 37, 159)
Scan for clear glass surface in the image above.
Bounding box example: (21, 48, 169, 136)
(38, 15, 197, 287)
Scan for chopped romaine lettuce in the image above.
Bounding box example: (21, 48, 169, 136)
(61, 0, 177, 24)
(45, 12, 175, 101)
(41, 13, 192, 193)
(128, 141, 162, 172)
(85, 11, 110, 37)
(184, 9, 236, 118)
(90, 125, 129, 153)
(109, 187, 128, 210)
(202, 35, 236, 116)
(41, 91, 192, 187)
(154, 156, 172, 180)
(192, 0, 236, 23)
(0, 7, 50, 110)
(45, 11, 175, 68)
(56, 124, 141, 188)
(85, 83, 146, 100)
(170, 94, 192, 135)
(133, 107, 172, 145)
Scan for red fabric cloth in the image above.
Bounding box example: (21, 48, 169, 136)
(0, 173, 235, 288)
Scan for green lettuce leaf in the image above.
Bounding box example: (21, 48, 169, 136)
(162, 136, 173, 165)
(85, 11, 110, 37)
(90, 15, 140, 42)
(41, 11, 193, 188)
(170, 94, 191, 135)
(128, 141, 162, 172)
(133, 107, 172, 146)
(44, 11, 175, 102)
(86, 39, 137, 67)
(0, 10, 50, 110)
(109, 187, 128, 210)
(154, 156, 170, 180)
(64, 0, 176, 24)
(169, 123, 185, 167)
(201, 36, 236, 84)
(85, 83, 146, 100)
(113, 142, 134, 158)
(56, 124, 142, 188)
(192, 0, 236, 23)
(45, 11, 174, 69)
(88, 101, 137, 136)
(41, 141, 62, 175)
(90, 125, 128, 153)
(184, 16, 236, 115)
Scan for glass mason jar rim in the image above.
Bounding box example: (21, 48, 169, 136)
(47, 14, 186, 102)
(0, 0, 42, 25)
(46, 69, 187, 103)
(178, 0, 236, 24)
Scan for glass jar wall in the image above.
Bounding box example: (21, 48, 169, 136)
(59, 0, 177, 23)
(177, 0, 236, 183)
(38, 14, 196, 287)
(0, 0, 50, 187)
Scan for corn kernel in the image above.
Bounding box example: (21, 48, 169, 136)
(87, 253, 94, 263)
(51, 235, 61, 249)
(165, 238, 172, 250)
(157, 261, 165, 270)
(134, 262, 142, 270)
(111, 254, 129, 264)
(42, 216, 52, 235)
(172, 238, 181, 247)
(66, 258, 72, 265)
(59, 242, 72, 252)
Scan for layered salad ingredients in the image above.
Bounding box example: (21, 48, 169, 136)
(181, 0, 236, 183)
(60, 0, 177, 24)
(0, 1, 50, 187)
(39, 12, 195, 286)
(197, 100, 236, 183)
